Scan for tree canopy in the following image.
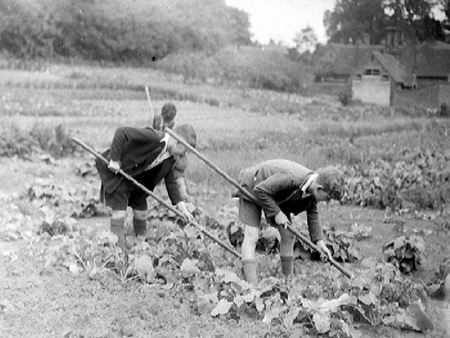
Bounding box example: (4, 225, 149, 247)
(324, 0, 450, 44)
(0, 0, 252, 62)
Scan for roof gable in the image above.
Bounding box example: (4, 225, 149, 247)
(372, 51, 414, 85)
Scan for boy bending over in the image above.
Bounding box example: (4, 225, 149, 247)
(233, 159, 344, 285)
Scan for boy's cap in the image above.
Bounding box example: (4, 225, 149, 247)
(173, 124, 197, 148)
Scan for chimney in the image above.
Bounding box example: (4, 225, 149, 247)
(385, 26, 402, 52)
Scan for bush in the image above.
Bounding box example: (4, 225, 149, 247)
(338, 87, 353, 106)
(156, 46, 311, 93)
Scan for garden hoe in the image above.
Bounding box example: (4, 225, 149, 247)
(145, 85, 156, 123)
(71, 137, 241, 259)
(165, 128, 354, 279)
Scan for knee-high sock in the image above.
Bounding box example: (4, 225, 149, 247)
(133, 218, 147, 236)
(280, 256, 294, 277)
(242, 259, 258, 285)
(111, 218, 125, 250)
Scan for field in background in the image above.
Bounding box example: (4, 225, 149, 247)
(1, 64, 449, 209)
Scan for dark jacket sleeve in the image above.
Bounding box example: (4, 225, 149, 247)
(109, 127, 160, 163)
(253, 172, 299, 217)
(306, 200, 323, 243)
(165, 168, 183, 205)
(172, 155, 188, 179)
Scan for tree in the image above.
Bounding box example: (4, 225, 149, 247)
(324, 0, 448, 44)
(0, 0, 50, 58)
(324, 0, 387, 44)
(293, 25, 318, 53)
(383, 0, 443, 42)
(436, 0, 450, 41)
(0, 0, 253, 62)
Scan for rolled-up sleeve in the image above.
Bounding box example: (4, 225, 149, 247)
(109, 128, 129, 162)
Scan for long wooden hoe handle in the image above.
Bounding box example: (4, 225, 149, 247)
(145, 86, 155, 117)
(71, 137, 241, 259)
(165, 128, 354, 279)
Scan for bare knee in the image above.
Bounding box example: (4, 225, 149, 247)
(243, 225, 259, 245)
(241, 225, 260, 260)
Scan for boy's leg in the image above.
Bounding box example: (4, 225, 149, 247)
(241, 225, 260, 285)
(239, 199, 261, 285)
(104, 182, 130, 251)
(111, 210, 127, 251)
(278, 226, 296, 278)
(130, 188, 150, 237)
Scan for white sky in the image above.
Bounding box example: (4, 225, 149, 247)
(224, 0, 336, 46)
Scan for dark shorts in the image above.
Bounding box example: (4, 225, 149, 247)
(103, 179, 148, 211)
(238, 198, 277, 228)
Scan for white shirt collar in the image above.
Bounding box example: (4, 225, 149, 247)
(161, 133, 170, 144)
(301, 173, 318, 193)
(145, 133, 171, 171)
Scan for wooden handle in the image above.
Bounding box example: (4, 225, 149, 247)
(71, 137, 241, 259)
(165, 129, 354, 279)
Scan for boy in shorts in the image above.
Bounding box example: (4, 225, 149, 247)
(96, 123, 197, 251)
(233, 159, 345, 285)
(152, 102, 193, 203)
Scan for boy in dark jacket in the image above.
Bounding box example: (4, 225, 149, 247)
(234, 159, 344, 285)
(152, 102, 193, 203)
(96, 123, 196, 251)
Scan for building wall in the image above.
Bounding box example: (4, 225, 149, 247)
(439, 84, 450, 106)
(352, 76, 391, 106)
(393, 84, 450, 109)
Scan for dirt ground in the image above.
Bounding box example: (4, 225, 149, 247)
(1, 155, 450, 338)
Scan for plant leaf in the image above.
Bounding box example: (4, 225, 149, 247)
(313, 311, 331, 334)
(180, 258, 201, 275)
(211, 299, 233, 317)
